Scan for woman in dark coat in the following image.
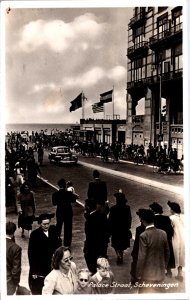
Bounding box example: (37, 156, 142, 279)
(16, 181, 35, 238)
(108, 191, 132, 264)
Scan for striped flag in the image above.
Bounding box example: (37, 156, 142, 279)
(92, 102, 104, 113)
(69, 92, 86, 112)
(100, 89, 113, 103)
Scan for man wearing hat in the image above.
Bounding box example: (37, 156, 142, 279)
(86, 170, 108, 213)
(136, 209, 170, 293)
(149, 202, 175, 277)
(28, 213, 61, 295)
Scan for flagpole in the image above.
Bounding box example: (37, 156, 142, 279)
(112, 85, 114, 120)
(82, 91, 84, 119)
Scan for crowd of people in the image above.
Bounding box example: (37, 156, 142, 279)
(6, 129, 183, 169)
(5, 130, 185, 295)
(6, 168, 185, 295)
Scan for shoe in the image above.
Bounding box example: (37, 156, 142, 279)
(166, 271, 172, 278)
(175, 275, 183, 282)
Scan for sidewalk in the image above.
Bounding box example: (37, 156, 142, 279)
(78, 155, 184, 195)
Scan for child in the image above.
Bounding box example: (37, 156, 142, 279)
(75, 268, 92, 294)
(89, 257, 114, 294)
(66, 181, 79, 198)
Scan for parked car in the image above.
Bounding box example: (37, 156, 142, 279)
(48, 146, 78, 165)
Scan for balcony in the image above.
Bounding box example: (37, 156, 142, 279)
(127, 69, 182, 92)
(132, 115, 144, 123)
(170, 124, 183, 138)
(127, 41, 148, 60)
(151, 69, 182, 84)
(149, 23, 182, 50)
(127, 79, 145, 90)
(129, 11, 146, 28)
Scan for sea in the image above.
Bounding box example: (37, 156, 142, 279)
(5, 123, 77, 135)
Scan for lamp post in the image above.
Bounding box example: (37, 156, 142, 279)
(158, 61, 162, 151)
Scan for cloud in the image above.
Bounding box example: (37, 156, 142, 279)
(18, 13, 106, 53)
(63, 65, 126, 88)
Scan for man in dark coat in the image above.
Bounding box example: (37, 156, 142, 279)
(28, 213, 61, 295)
(149, 201, 175, 277)
(52, 178, 78, 246)
(136, 209, 170, 293)
(108, 192, 132, 264)
(6, 221, 22, 295)
(86, 170, 108, 213)
(84, 201, 110, 275)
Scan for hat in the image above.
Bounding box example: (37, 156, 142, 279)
(138, 209, 155, 224)
(149, 202, 163, 214)
(114, 192, 127, 203)
(37, 213, 55, 224)
(136, 208, 147, 218)
(167, 201, 181, 214)
(97, 257, 110, 268)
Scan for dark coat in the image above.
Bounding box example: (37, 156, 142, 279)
(87, 179, 107, 209)
(154, 214, 175, 268)
(84, 210, 109, 256)
(52, 189, 77, 218)
(6, 238, 22, 295)
(28, 225, 61, 277)
(108, 203, 132, 250)
(131, 224, 145, 260)
(136, 227, 170, 281)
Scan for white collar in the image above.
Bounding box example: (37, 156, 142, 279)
(146, 224, 155, 229)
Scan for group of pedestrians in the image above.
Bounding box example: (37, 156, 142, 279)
(6, 166, 185, 295)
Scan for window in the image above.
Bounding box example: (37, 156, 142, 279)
(157, 13, 170, 34)
(172, 43, 182, 71)
(172, 7, 182, 26)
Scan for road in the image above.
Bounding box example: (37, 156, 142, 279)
(5, 150, 185, 295)
(39, 150, 184, 234)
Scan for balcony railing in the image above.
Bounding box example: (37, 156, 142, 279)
(127, 41, 148, 57)
(127, 69, 182, 90)
(149, 23, 182, 48)
(129, 11, 146, 27)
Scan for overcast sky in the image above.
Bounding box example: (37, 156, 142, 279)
(3, 3, 133, 124)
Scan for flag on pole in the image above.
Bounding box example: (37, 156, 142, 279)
(69, 92, 83, 112)
(92, 102, 104, 113)
(100, 89, 113, 103)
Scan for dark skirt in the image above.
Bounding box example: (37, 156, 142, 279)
(18, 215, 34, 230)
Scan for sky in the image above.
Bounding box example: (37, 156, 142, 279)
(3, 2, 133, 124)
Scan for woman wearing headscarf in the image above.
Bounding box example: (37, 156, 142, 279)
(108, 190, 132, 264)
(167, 201, 185, 281)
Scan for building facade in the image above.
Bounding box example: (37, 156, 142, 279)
(127, 6, 183, 158)
(79, 118, 126, 144)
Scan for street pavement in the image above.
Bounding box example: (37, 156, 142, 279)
(4, 153, 186, 297)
